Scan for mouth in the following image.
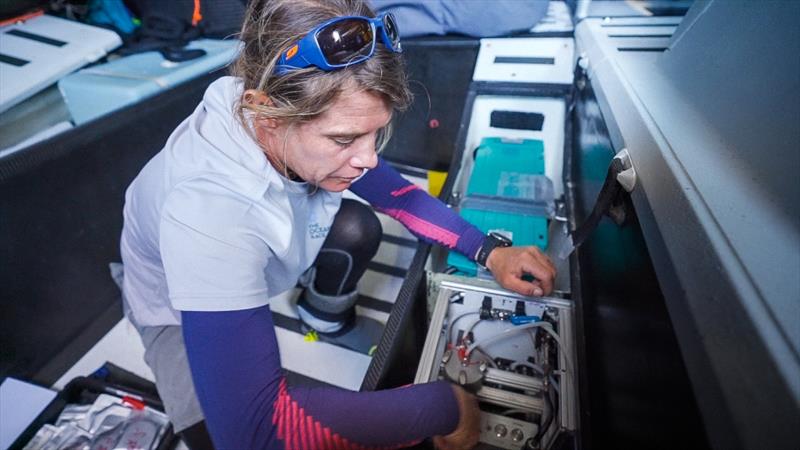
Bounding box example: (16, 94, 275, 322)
(332, 169, 365, 182)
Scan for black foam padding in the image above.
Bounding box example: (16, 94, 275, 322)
(490, 110, 545, 131)
(0, 71, 223, 384)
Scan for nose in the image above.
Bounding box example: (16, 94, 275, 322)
(349, 139, 378, 170)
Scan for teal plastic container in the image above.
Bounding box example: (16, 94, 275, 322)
(449, 137, 550, 276)
(447, 208, 549, 276)
(466, 137, 546, 198)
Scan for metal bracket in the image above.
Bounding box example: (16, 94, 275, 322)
(613, 148, 637, 192)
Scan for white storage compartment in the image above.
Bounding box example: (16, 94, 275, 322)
(473, 38, 574, 85)
(459, 96, 567, 199)
(0, 14, 121, 113)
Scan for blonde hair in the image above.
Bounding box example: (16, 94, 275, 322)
(232, 0, 412, 152)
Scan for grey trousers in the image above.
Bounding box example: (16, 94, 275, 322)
(138, 325, 205, 432)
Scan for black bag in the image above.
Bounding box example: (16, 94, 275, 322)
(121, 0, 246, 61)
(0, 0, 48, 21)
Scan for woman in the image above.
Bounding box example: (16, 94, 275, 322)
(120, 0, 557, 448)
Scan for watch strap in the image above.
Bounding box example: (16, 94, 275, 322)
(476, 233, 512, 268)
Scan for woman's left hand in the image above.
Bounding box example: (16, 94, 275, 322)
(485, 246, 556, 297)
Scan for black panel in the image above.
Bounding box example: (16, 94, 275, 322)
(600, 23, 678, 28)
(0, 53, 28, 66)
(494, 56, 555, 65)
(0, 71, 224, 385)
(380, 37, 479, 171)
(6, 29, 67, 46)
(361, 243, 430, 391)
(617, 47, 668, 52)
(645, 5, 691, 16)
(607, 34, 673, 38)
(490, 110, 545, 131)
(571, 80, 710, 449)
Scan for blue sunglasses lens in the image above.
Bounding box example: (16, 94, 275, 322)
(317, 18, 374, 66)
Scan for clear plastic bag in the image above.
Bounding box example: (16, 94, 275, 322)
(24, 394, 169, 450)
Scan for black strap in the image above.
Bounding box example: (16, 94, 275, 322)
(571, 157, 625, 249)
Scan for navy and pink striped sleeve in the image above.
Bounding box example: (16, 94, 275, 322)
(349, 157, 485, 260)
(182, 306, 460, 449)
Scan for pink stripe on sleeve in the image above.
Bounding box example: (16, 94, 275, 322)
(272, 380, 377, 450)
(306, 416, 316, 450)
(379, 208, 460, 248)
(390, 184, 421, 197)
(289, 400, 298, 449)
(297, 400, 308, 450)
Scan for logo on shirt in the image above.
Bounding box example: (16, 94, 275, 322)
(308, 223, 330, 239)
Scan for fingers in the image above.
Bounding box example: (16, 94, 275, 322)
(500, 273, 543, 297)
(487, 246, 557, 297)
(452, 385, 481, 430)
(520, 260, 554, 295)
(524, 247, 556, 294)
(436, 386, 480, 450)
(498, 247, 555, 296)
(433, 436, 451, 450)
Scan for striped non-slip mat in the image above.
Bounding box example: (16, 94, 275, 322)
(273, 163, 430, 391)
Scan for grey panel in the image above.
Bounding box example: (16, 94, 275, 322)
(655, 2, 800, 317)
(576, 2, 800, 448)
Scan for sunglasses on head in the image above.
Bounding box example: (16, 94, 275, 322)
(275, 12, 402, 75)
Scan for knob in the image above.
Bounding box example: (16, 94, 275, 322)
(511, 428, 524, 442)
(494, 424, 507, 438)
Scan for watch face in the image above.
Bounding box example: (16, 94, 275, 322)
(489, 231, 513, 246)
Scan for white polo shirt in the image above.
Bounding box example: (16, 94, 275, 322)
(120, 77, 341, 327)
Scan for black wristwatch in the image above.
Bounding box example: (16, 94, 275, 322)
(476, 232, 513, 269)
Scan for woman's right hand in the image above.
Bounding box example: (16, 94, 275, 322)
(433, 385, 480, 450)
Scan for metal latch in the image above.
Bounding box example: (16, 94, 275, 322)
(613, 148, 637, 192)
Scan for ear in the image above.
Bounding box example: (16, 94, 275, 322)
(243, 89, 269, 107)
(243, 89, 280, 129)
